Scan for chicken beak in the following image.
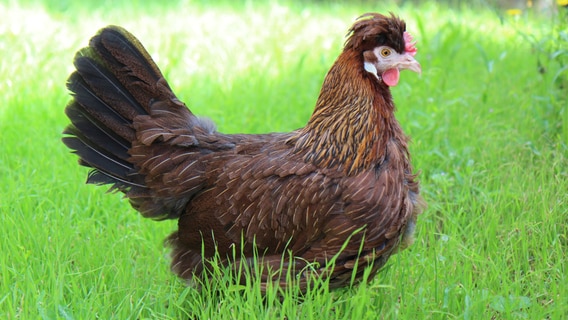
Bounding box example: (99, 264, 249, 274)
(398, 53, 421, 74)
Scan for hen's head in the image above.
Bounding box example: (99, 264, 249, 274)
(345, 13, 421, 86)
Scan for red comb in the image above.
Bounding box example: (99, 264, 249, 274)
(404, 31, 417, 57)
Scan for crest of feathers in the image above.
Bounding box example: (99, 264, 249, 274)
(344, 13, 407, 53)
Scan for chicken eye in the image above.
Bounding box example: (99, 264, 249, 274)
(380, 48, 391, 57)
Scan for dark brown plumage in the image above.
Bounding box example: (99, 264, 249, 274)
(62, 13, 425, 291)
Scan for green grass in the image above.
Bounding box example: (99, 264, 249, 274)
(1, 0, 567, 318)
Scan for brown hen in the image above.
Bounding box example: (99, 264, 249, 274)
(63, 13, 425, 291)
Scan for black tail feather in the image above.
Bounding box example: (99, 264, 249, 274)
(63, 25, 197, 219)
(90, 27, 165, 87)
(63, 138, 130, 184)
(63, 102, 131, 162)
(72, 52, 148, 123)
(62, 26, 166, 194)
(89, 26, 173, 110)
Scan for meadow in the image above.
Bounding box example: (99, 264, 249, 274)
(0, 0, 566, 318)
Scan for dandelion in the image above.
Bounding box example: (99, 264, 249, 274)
(506, 8, 523, 16)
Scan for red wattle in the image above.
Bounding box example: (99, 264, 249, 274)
(382, 68, 400, 87)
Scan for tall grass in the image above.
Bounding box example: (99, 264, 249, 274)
(1, 0, 566, 318)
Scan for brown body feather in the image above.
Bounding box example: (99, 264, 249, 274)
(63, 13, 425, 291)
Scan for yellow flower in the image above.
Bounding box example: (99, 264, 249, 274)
(558, 0, 568, 6)
(506, 9, 523, 16)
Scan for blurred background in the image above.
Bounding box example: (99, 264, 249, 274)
(1, 0, 566, 319)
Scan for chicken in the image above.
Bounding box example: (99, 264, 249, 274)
(62, 13, 425, 291)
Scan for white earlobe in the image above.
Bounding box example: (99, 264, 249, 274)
(364, 61, 379, 80)
(364, 61, 377, 74)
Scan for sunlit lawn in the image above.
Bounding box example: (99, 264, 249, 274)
(1, 0, 566, 318)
